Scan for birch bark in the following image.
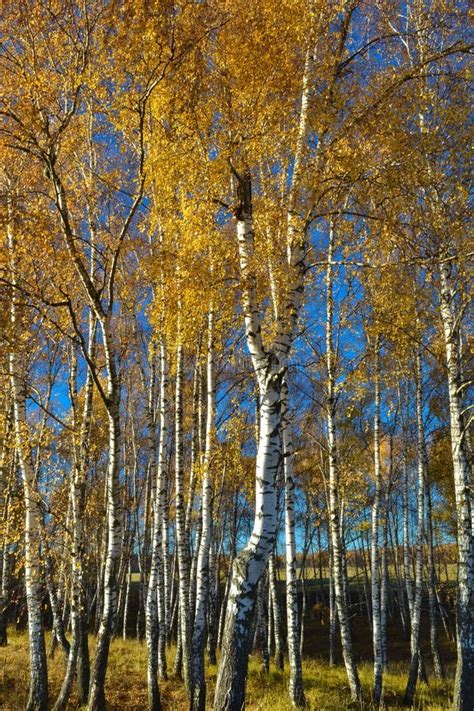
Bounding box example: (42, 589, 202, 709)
(7, 190, 48, 711)
(213, 172, 285, 711)
(281, 377, 305, 707)
(404, 349, 425, 706)
(268, 551, 284, 670)
(191, 308, 215, 710)
(145, 342, 164, 710)
(325, 222, 361, 702)
(0, 404, 12, 647)
(438, 261, 474, 709)
(371, 339, 384, 706)
(175, 338, 192, 691)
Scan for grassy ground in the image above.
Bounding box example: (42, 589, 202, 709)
(1, 628, 455, 710)
(129, 564, 458, 586)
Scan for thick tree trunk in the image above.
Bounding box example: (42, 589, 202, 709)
(439, 261, 474, 709)
(213, 370, 282, 710)
(213, 170, 286, 710)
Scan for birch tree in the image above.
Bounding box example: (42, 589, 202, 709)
(6, 182, 48, 711)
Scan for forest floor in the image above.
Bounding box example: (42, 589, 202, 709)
(1, 626, 456, 710)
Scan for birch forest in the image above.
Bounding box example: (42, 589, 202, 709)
(0, 1, 472, 710)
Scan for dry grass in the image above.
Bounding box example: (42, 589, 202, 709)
(1, 628, 454, 710)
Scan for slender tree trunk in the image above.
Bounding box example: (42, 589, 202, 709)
(299, 577, 306, 660)
(0, 406, 12, 647)
(402, 452, 414, 626)
(207, 539, 219, 666)
(45, 554, 70, 663)
(76, 323, 95, 705)
(281, 377, 305, 707)
(8, 191, 48, 711)
(325, 221, 361, 702)
(269, 551, 284, 670)
(371, 338, 384, 706)
(439, 261, 474, 710)
(87, 332, 122, 711)
(187, 354, 203, 632)
(404, 349, 425, 706)
(175, 339, 192, 692)
(156, 342, 169, 678)
(426, 471, 444, 678)
(122, 559, 131, 640)
(191, 308, 216, 710)
(328, 545, 337, 667)
(145, 342, 164, 710)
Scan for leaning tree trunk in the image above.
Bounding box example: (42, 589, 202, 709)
(439, 260, 474, 710)
(213, 367, 282, 710)
(281, 377, 305, 707)
(215, 2, 314, 694)
(8, 191, 48, 711)
(213, 171, 286, 711)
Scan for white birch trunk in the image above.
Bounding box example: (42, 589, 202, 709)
(7, 191, 48, 711)
(156, 341, 169, 677)
(0, 404, 12, 647)
(269, 551, 284, 670)
(425, 470, 444, 678)
(439, 261, 474, 709)
(87, 321, 122, 711)
(371, 339, 384, 706)
(325, 222, 361, 702)
(191, 308, 215, 710)
(214, 172, 285, 711)
(145, 342, 164, 710)
(404, 348, 425, 706)
(54, 327, 95, 710)
(281, 378, 305, 707)
(175, 339, 192, 691)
